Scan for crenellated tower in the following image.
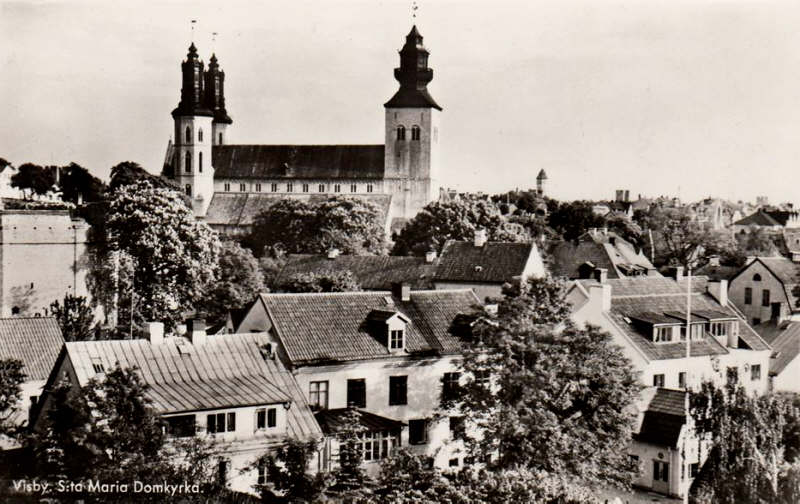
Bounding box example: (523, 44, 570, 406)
(172, 43, 215, 217)
(204, 53, 233, 146)
(384, 25, 442, 220)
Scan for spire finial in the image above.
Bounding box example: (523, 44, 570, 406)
(212, 31, 218, 52)
(412, 1, 419, 21)
(190, 19, 197, 42)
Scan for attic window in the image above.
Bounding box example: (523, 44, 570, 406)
(653, 326, 673, 343)
(91, 358, 105, 375)
(474, 266, 483, 273)
(390, 329, 404, 350)
(753, 274, 762, 282)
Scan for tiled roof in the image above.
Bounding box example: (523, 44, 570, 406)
(601, 277, 770, 360)
(634, 388, 686, 448)
(260, 289, 480, 366)
(211, 145, 385, 180)
(754, 320, 800, 375)
(734, 211, 781, 227)
(58, 333, 321, 440)
(692, 264, 739, 282)
(548, 231, 658, 280)
(0, 317, 64, 381)
(647, 388, 686, 416)
(205, 193, 392, 228)
(315, 408, 406, 435)
(277, 254, 437, 290)
(434, 241, 537, 283)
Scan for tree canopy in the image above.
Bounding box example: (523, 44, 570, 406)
(109, 161, 180, 193)
(199, 240, 264, 325)
(0, 358, 25, 439)
(59, 162, 106, 204)
(48, 294, 95, 342)
(275, 271, 361, 294)
(10, 163, 56, 199)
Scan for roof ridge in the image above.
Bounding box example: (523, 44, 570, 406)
(0, 316, 58, 321)
(214, 143, 384, 148)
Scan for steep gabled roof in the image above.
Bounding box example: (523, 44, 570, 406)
(730, 257, 800, 312)
(277, 254, 437, 290)
(754, 320, 800, 375)
(734, 211, 782, 227)
(434, 241, 538, 283)
(548, 231, 658, 280)
(211, 145, 385, 180)
(260, 289, 480, 366)
(0, 317, 64, 381)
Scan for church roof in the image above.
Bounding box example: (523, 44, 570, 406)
(211, 145, 385, 180)
(384, 87, 442, 110)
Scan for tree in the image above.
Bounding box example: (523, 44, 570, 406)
(546, 200, 606, 241)
(689, 381, 800, 504)
(59, 162, 106, 204)
(109, 161, 180, 193)
(200, 240, 265, 325)
(0, 359, 25, 439)
(11, 163, 55, 199)
(106, 180, 220, 330)
(253, 438, 327, 503)
(330, 408, 368, 496)
(276, 271, 361, 294)
(448, 276, 641, 490)
(48, 294, 95, 342)
(392, 198, 528, 256)
(246, 197, 387, 256)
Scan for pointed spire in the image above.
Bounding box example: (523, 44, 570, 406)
(172, 43, 212, 118)
(384, 25, 442, 110)
(203, 52, 232, 124)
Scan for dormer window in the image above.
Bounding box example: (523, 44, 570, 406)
(390, 329, 404, 350)
(653, 326, 673, 343)
(367, 309, 410, 352)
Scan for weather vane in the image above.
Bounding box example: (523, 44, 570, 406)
(191, 19, 197, 42)
(212, 31, 218, 52)
(412, 1, 418, 21)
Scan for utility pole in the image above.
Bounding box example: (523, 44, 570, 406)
(683, 267, 692, 504)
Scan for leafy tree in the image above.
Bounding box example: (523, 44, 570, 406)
(546, 200, 606, 241)
(59, 162, 106, 204)
(48, 294, 95, 342)
(330, 408, 369, 497)
(109, 161, 179, 193)
(106, 180, 220, 330)
(735, 227, 781, 259)
(246, 197, 387, 256)
(0, 158, 11, 170)
(0, 359, 25, 439)
(11, 163, 56, 199)
(604, 213, 644, 247)
(200, 240, 265, 325)
(276, 271, 361, 294)
(253, 438, 327, 503)
(392, 198, 528, 256)
(448, 276, 641, 490)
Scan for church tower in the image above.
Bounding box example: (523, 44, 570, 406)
(172, 43, 214, 217)
(384, 25, 442, 221)
(204, 53, 233, 146)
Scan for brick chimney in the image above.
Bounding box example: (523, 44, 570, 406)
(147, 321, 164, 345)
(668, 266, 684, 280)
(474, 229, 488, 247)
(587, 283, 612, 312)
(391, 282, 411, 302)
(187, 318, 207, 346)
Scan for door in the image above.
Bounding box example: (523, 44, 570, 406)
(652, 460, 670, 494)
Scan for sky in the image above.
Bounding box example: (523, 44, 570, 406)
(2, 0, 800, 204)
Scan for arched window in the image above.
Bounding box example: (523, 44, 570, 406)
(185, 126, 191, 143)
(396, 126, 406, 141)
(199, 152, 203, 173)
(11, 306, 20, 315)
(218, 132, 223, 145)
(185, 152, 191, 173)
(411, 125, 421, 141)
(198, 128, 203, 142)
(753, 273, 762, 282)
(185, 184, 192, 196)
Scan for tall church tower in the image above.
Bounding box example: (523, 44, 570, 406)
(204, 53, 233, 146)
(172, 43, 214, 217)
(384, 26, 442, 221)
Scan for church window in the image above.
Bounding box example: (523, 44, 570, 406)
(397, 126, 406, 141)
(224, 183, 230, 192)
(287, 183, 293, 193)
(198, 128, 203, 142)
(239, 183, 246, 192)
(185, 126, 191, 143)
(198, 152, 203, 173)
(218, 132, 223, 145)
(302, 183, 309, 192)
(271, 183, 278, 192)
(318, 184, 325, 192)
(367, 184, 373, 193)
(334, 184, 341, 193)
(411, 126, 421, 141)
(255, 183, 261, 192)
(185, 184, 192, 196)
(350, 184, 357, 193)
(185, 152, 191, 173)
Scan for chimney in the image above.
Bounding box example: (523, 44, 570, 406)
(425, 250, 437, 263)
(391, 282, 411, 302)
(147, 321, 164, 345)
(327, 248, 340, 259)
(588, 283, 612, 312)
(593, 268, 608, 284)
(668, 266, 684, 280)
(474, 229, 487, 247)
(187, 318, 207, 346)
(706, 279, 728, 307)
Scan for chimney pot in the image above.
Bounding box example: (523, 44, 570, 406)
(147, 321, 164, 345)
(187, 318, 207, 346)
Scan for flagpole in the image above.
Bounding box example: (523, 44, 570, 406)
(683, 266, 692, 504)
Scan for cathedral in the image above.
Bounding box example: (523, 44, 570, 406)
(164, 26, 442, 235)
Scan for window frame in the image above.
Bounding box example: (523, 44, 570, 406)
(762, 289, 771, 307)
(309, 380, 329, 410)
(442, 372, 460, 402)
(408, 418, 428, 445)
(388, 376, 408, 406)
(653, 374, 665, 387)
(744, 287, 752, 305)
(347, 378, 367, 409)
(751, 364, 761, 381)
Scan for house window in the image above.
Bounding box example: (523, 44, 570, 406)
(318, 184, 325, 192)
(751, 364, 761, 381)
(224, 182, 230, 191)
(347, 379, 366, 408)
(690, 463, 700, 478)
(448, 458, 459, 467)
(309, 381, 329, 409)
(408, 419, 428, 445)
(744, 287, 752, 305)
(355, 430, 396, 462)
(762, 289, 770, 307)
(268, 408, 277, 428)
(185, 151, 191, 173)
(653, 374, 665, 387)
(185, 126, 191, 143)
(367, 184, 373, 193)
(239, 183, 246, 192)
(256, 408, 276, 430)
(449, 416, 465, 439)
(653, 460, 669, 483)
(726, 367, 739, 385)
(350, 184, 357, 193)
(218, 460, 229, 485)
(389, 329, 404, 350)
(475, 370, 490, 388)
(198, 151, 203, 173)
(271, 183, 278, 192)
(198, 128, 203, 142)
(654, 326, 672, 343)
(753, 273, 762, 281)
(165, 414, 196, 438)
(255, 183, 262, 192)
(389, 376, 407, 405)
(334, 184, 341, 193)
(287, 183, 293, 192)
(442, 372, 460, 402)
(185, 184, 192, 196)
(678, 372, 686, 389)
(257, 464, 267, 485)
(710, 322, 728, 338)
(302, 183, 309, 192)
(397, 126, 406, 141)
(411, 125, 421, 141)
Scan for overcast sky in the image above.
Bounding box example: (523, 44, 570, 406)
(2, 0, 800, 203)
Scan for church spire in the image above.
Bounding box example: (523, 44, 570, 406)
(384, 25, 442, 110)
(172, 43, 212, 118)
(204, 52, 233, 124)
